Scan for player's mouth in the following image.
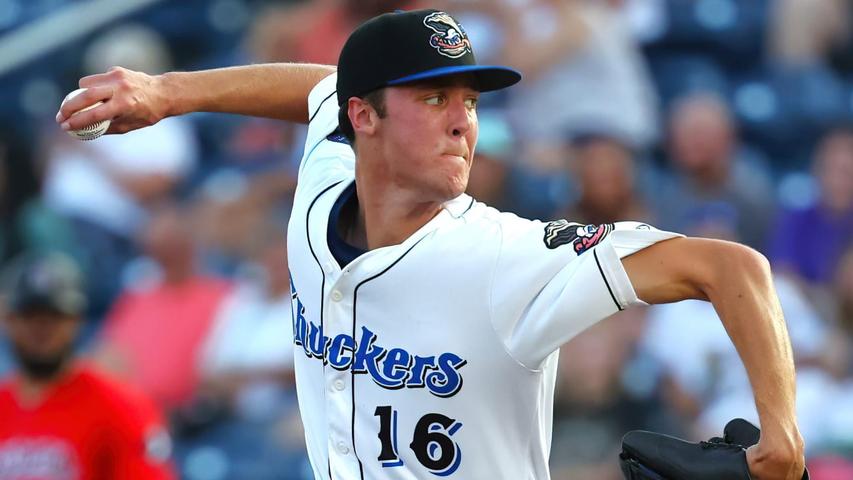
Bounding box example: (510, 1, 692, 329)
(442, 153, 468, 162)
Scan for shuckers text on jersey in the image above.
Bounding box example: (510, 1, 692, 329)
(291, 287, 467, 398)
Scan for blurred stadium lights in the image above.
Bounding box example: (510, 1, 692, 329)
(207, 0, 250, 35)
(734, 82, 777, 123)
(184, 446, 229, 480)
(695, 0, 738, 32)
(0, 0, 165, 76)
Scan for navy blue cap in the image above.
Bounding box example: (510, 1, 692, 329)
(336, 9, 521, 106)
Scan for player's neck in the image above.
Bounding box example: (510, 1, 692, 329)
(354, 175, 442, 250)
(14, 362, 76, 408)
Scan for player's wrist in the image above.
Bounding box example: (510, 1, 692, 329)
(755, 410, 802, 445)
(747, 446, 805, 480)
(747, 429, 805, 480)
(157, 71, 186, 119)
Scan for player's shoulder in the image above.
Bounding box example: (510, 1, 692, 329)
(304, 71, 344, 152)
(298, 71, 355, 197)
(307, 71, 338, 117)
(453, 203, 668, 260)
(291, 171, 354, 223)
(454, 198, 544, 238)
(432, 197, 547, 257)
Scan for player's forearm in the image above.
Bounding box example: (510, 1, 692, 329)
(702, 245, 800, 443)
(59, 63, 336, 134)
(161, 63, 336, 123)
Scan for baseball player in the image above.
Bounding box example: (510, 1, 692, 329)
(57, 9, 805, 480)
(0, 251, 175, 480)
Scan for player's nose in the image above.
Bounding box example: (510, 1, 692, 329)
(447, 98, 473, 138)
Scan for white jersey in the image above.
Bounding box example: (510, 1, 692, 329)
(287, 73, 681, 480)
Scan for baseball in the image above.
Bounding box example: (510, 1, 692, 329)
(61, 88, 110, 140)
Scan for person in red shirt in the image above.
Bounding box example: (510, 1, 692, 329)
(0, 251, 175, 480)
(93, 203, 232, 410)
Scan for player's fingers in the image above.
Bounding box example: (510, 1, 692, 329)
(78, 72, 113, 89)
(56, 86, 113, 124)
(79, 65, 132, 87)
(60, 101, 115, 132)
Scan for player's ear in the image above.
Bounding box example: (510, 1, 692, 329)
(348, 97, 379, 137)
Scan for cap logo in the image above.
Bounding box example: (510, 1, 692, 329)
(423, 12, 471, 59)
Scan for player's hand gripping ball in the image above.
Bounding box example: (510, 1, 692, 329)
(61, 88, 110, 140)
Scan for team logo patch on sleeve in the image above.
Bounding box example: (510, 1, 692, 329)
(423, 12, 472, 59)
(543, 220, 614, 254)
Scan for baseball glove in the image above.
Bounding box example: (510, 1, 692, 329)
(619, 418, 809, 480)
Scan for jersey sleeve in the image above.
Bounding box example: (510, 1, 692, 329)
(298, 72, 356, 189)
(489, 217, 682, 369)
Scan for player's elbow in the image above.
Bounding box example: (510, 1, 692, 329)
(724, 243, 771, 280)
(697, 241, 772, 298)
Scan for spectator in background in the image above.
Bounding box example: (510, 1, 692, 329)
(769, 127, 853, 286)
(94, 203, 231, 412)
(550, 307, 662, 480)
(805, 246, 853, 463)
(813, 245, 853, 381)
(768, 0, 851, 68)
(558, 132, 652, 225)
(171, 223, 309, 478)
(830, 246, 853, 378)
(192, 167, 296, 276)
(501, 0, 659, 151)
(0, 251, 175, 479)
(655, 93, 775, 249)
(247, 0, 419, 65)
(42, 24, 197, 317)
(198, 222, 295, 417)
(443, 0, 658, 218)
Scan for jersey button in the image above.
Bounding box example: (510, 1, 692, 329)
(331, 290, 343, 302)
(333, 380, 345, 391)
(337, 441, 350, 454)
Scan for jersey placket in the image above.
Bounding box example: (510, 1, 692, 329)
(322, 261, 362, 478)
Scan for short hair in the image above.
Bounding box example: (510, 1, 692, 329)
(338, 88, 387, 144)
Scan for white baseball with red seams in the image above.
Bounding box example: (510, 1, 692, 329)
(287, 73, 683, 480)
(61, 88, 110, 140)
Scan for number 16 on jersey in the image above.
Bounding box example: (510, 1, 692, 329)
(375, 406, 464, 476)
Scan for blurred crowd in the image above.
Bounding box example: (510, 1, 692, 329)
(1, 0, 853, 479)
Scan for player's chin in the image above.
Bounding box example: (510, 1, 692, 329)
(441, 171, 469, 200)
(418, 176, 467, 203)
(421, 161, 469, 200)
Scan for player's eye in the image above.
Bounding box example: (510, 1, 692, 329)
(425, 95, 445, 106)
(464, 97, 478, 109)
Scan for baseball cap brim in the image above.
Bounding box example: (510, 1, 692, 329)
(387, 65, 521, 92)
